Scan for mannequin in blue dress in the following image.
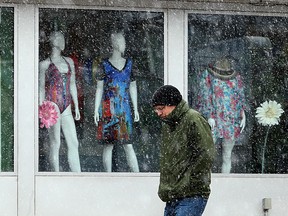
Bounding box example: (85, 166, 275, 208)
(94, 31, 140, 172)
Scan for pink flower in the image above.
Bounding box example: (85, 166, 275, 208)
(39, 101, 59, 128)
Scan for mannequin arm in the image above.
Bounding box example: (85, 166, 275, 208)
(208, 118, 215, 130)
(240, 110, 246, 133)
(94, 80, 104, 126)
(68, 58, 80, 120)
(129, 81, 139, 122)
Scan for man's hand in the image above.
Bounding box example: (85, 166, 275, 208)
(208, 118, 215, 130)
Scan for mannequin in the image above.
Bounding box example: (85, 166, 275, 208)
(94, 31, 140, 172)
(39, 31, 81, 172)
(197, 57, 246, 173)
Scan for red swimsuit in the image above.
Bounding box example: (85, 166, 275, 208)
(45, 57, 72, 113)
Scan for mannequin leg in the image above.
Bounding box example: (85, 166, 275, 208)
(123, 144, 139, 172)
(48, 117, 61, 172)
(221, 138, 235, 173)
(103, 144, 114, 172)
(61, 112, 81, 172)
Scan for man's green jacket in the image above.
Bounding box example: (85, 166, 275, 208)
(158, 100, 215, 202)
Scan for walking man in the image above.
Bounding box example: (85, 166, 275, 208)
(151, 85, 215, 216)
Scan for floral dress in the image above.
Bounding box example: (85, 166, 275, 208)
(197, 68, 247, 141)
(96, 58, 135, 144)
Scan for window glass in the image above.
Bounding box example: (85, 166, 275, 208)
(188, 13, 288, 174)
(0, 7, 14, 172)
(38, 8, 164, 172)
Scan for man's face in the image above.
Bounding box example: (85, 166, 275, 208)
(154, 105, 176, 118)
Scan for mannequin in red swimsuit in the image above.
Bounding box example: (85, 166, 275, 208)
(39, 31, 81, 172)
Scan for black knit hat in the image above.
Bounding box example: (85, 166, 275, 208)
(151, 85, 182, 107)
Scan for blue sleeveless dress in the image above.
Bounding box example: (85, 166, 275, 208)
(96, 58, 135, 144)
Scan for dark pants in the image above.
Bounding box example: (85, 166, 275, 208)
(164, 196, 208, 216)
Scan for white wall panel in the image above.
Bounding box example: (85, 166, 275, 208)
(35, 175, 165, 216)
(0, 177, 17, 216)
(204, 175, 288, 216)
(35, 175, 288, 216)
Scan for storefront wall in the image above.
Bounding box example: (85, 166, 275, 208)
(0, 1, 287, 216)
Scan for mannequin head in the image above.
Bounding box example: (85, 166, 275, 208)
(49, 31, 65, 51)
(111, 31, 126, 55)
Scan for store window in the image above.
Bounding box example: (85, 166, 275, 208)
(188, 13, 288, 174)
(38, 8, 164, 172)
(0, 7, 14, 172)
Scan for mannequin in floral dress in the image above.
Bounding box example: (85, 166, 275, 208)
(197, 57, 247, 173)
(94, 31, 140, 172)
(39, 31, 81, 172)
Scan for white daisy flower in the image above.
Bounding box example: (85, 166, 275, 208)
(255, 100, 284, 126)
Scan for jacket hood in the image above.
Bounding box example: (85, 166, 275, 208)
(161, 100, 190, 129)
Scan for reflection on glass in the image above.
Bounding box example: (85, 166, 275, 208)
(188, 14, 288, 174)
(38, 9, 164, 172)
(0, 7, 14, 172)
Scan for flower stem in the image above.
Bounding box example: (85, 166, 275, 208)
(261, 126, 271, 173)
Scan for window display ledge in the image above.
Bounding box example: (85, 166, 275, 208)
(0, 173, 17, 177)
(212, 173, 288, 178)
(36, 172, 161, 177)
(35, 173, 288, 178)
